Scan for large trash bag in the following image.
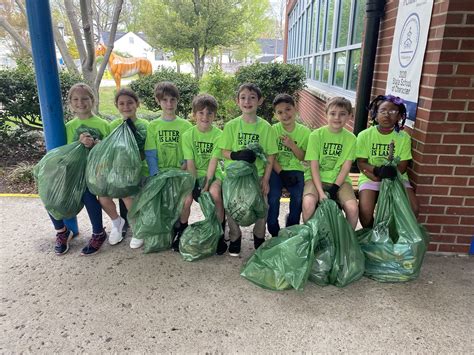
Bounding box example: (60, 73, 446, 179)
(240, 225, 317, 291)
(223, 161, 266, 226)
(86, 122, 142, 198)
(179, 192, 223, 261)
(305, 199, 365, 287)
(356, 172, 429, 282)
(34, 142, 88, 220)
(128, 170, 194, 253)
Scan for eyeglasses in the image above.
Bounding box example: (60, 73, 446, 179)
(377, 110, 399, 116)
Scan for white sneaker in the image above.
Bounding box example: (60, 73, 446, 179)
(130, 237, 144, 249)
(109, 217, 125, 245)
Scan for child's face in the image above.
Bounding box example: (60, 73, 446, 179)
(194, 106, 216, 131)
(69, 88, 93, 116)
(116, 95, 139, 119)
(156, 94, 178, 116)
(376, 101, 400, 129)
(274, 102, 296, 127)
(236, 88, 263, 115)
(326, 104, 351, 131)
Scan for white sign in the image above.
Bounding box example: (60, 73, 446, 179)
(385, 0, 434, 128)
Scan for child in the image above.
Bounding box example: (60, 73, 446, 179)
(51, 83, 110, 256)
(267, 94, 311, 237)
(179, 94, 227, 254)
(356, 94, 419, 228)
(302, 97, 359, 229)
(100, 88, 149, 246)
(143, 81, 192, 249)
(219, 83, 278, 256)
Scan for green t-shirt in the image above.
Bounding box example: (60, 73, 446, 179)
(273, 122, 311, 174)
(65, 115, 111, 144)
(305, 126, 356, 184)
(356, 125, 412, 186)
(182, 125, 223, 178)
(219, 116, 278, 176)
(144, 116, 193, 171)
(110, 118, 150, 177)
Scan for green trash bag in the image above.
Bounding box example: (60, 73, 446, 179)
(128, 170, 194, 253)
(86, 122, 142, 198)
(223, 161, 266, 226)
(240, 225, 318, 291)
(179, 192, 223, 261)
(34, 142, 88, 220)
(305, 199, 365, 287)
(356, 173, 429, 283)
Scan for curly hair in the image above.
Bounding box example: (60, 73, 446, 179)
(368, 94, 407, 132)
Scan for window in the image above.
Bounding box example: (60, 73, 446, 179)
(129, 36, 134, 44)
(287, 0, 366, 94)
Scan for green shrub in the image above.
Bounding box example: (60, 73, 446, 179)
(199, 65, 240, 126)
(130, 67, 199, 119)
(0, 59, 82, 131)
(8, 162, 36, 184)
(235, 62, 306, 123)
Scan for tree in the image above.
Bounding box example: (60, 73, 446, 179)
(140, 0, 272, 79)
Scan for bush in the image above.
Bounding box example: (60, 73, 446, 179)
(130, 67, 199, 120)
(0, 59, 82, 131)
(199, 65, 240, 127)
(235, 62, 307, 123)
(8, 162, 36, 184)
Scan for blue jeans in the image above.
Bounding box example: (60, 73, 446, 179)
(49, 188, 104, 234)
(267, 170, 304, 237)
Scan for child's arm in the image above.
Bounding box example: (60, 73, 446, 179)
(357, 158, 380, 181)
(145, 150, 159, 176)
(202, 157, 218, 192)
(186, 159, 197, 177)
(397, 160, 409, 174)
(310, 160, 327, 201)
(273, 160, 283, 174)
(335, 160, 353, 186)
(281, 135, 305, 161)
(261, 154, 275, 195)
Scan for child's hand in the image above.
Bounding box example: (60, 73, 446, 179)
(319, 193, 328, 202)
(79, 133, 96, 148)
(202, 179, 210, 192)
(281, 135, 296, 149)
(261, 179, 270, 195)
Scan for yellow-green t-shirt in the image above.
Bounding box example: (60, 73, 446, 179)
(356, 125, 412, 186)
(273, 122, 311, 174)
(144, 116, 193, 171)
(305, 126, 356, 184)
(219, 116, 278, 176)
(65, 115, 111, 144)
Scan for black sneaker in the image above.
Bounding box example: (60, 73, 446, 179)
(228, 237, 241, 257)
(253, 234, 265, 250)
(81, 230, 107, 256)
(55, 229, 73, 255)
(216, 235, 228, 255)
(172, 222, 188, 252)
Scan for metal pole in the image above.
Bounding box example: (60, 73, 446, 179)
(25, 0, 79, 234)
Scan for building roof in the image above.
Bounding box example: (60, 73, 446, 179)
(257, 38, 284, 56)
(101, 31, 149, 45)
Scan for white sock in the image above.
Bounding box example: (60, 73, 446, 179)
(112, 217, 122, 229)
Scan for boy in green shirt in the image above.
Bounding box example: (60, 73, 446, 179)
(178, 94, 227, 254)
(267, 94, 311, 237)
(141, 81, 192, 249)
(219, 83, 278, 256)
(303, 97, 359, 229)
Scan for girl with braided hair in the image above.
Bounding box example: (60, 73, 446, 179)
(356, 94, 419, 228)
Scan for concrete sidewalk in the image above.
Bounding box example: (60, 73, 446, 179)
(0, 197, 472, 353)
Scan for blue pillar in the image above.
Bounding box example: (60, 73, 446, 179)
(25, 0, 78, 235)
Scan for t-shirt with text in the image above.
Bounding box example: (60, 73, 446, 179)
(273, 122, 311, 175)
(65, 115, 111, 144)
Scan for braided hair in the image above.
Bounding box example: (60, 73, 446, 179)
(368, 94, 407, 132)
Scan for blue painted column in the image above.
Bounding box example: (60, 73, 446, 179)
(25, 0, 78, 235)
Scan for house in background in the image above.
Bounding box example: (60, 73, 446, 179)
(256, 38, 284, 63)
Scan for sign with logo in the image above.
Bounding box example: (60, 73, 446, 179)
(385, 0, 434, 128)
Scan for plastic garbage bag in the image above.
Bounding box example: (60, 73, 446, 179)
(86, 122, 142, 198)
(240, 225, 317, 291)
(179, 192, 223, 261)
(305, 199, 365, 287)
(356, 172, 429, 282)
(128, 170, 194, 253)
(34, 141, 88, 220)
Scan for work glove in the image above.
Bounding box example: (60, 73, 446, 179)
(192, 180, 201, 201)
(279, 170, 298, 188)
(373, 165, 397, 180)
(230, 149, 256, 164)
(327, 183, 340, 201)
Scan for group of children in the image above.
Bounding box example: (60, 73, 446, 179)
(49, 80, 418, 257)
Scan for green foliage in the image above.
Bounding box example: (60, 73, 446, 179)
(130, 67, 199, 119)
(235, 62, 307, 122)
(199, 65, 239, 126)
(0, 60, 82, 131)
(8, 162, 36, 184)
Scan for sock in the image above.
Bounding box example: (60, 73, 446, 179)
(112, 217, 122, 229)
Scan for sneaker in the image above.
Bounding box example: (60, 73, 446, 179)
(228, 237, 241, 257)
(109, 217, 125, 245)
(216, 235, 228, 255)
(130, 237, 144, 249)
(54, 229, 73, 255)
(253, 234, 265, 250)
(81, 231, 107, 256)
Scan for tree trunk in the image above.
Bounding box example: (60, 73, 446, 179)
(0, 17, 32, 55)
(64, 0, 87, 64)
(193, 47, 201, 79)
(52, 24, 79, 75)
